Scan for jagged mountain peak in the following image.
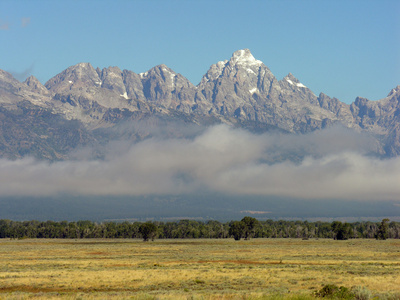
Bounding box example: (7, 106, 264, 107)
(199, 49, 276, 87)
(63, 62, 97, 75)
(283, 73, 307, 88)
(24, 75, 42, 85)
(101, 66, 123, 75)
(285, 73, 298, 81)
(230, 49, 263, 67)
(76, 62, 92, 68)
(200, 49, 269, 86)
(199, 60, 228, 85)
(141, 64, 195, 89)
(24, 75, 49, 95)
(387, 85, 400, 97)
(99, 66, 126, 96)
(139, 64, 178, 80)
(45, 62, 101, 92)
(68, 62, 98, 79)
(1, 54, 400, 158)
(149, 64, 174, 74)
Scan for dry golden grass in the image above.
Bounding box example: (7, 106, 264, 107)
(0, 238, 399, 299)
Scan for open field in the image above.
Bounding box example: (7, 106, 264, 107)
(0, 238, 399, 299)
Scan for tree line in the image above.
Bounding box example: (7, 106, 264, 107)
(0, 218, 398, 240)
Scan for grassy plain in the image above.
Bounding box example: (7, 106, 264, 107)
(0, 238, 399, 299)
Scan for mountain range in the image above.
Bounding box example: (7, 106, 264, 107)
(1, 49, 399, 160)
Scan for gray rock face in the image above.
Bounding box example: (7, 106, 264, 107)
(0, 70, 51, 108)
(194, 49, 340, 133)
(140, 64, 199, 113)
(45, 62, 101, 92)
(0, 69, 25, 105)
(349, 86, 400, 156)
(99, 66, 126, 96)
(196, 49, 271, 119)
(0, 49, 399, 158)
(24, 75, 49, 95)
(123, 70, 145, 101)
(44, 63, 155, 128)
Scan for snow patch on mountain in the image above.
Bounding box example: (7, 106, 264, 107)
(286, 78, 306, 88)
(120, 92, 129, 99)
(286, 79, 294, 85)
(296, 82, 306, 88)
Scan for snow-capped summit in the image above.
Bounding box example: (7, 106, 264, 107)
(230, 49, 263, 67)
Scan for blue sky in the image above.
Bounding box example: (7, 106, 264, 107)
(1, 0, 399, 103)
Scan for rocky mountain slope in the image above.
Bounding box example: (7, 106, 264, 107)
(0, 49, 399, 159)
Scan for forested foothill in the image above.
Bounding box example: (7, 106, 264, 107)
(0, 217, 398, 241)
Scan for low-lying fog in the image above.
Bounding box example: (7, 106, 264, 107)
(1, 124, 399, 220)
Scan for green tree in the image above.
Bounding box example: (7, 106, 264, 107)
(139, 222, 157, 242)
(241, 216, 259, 240)
(229, 221, 245, 241)
(228, 217, 259, 241)
(331, 221, 351, 240)
(376, 218, 390, 240)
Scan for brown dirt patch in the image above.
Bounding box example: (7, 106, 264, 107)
(87, 251, 110, 255)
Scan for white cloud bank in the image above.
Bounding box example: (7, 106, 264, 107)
(0, 125, 399, 201)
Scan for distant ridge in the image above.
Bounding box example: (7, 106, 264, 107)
(0, 49, 399, 159)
